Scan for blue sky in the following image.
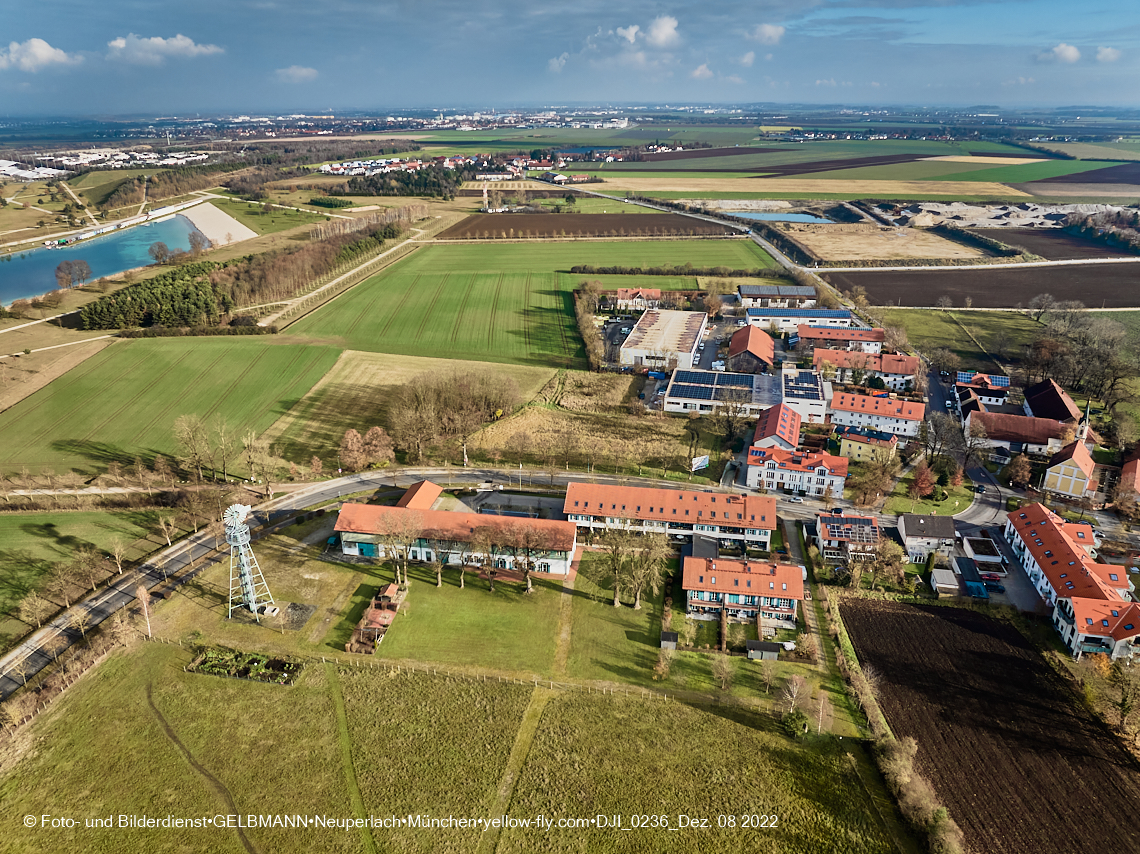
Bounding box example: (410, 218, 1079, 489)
(1, 0, 1136, 115)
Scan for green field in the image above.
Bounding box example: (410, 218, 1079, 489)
(0, 338, 341, 474)
(206, 195, 329, 235)
(881, 308, 1041, 372)
(288, 241, 772, 365)
(66, 169, 160, 208)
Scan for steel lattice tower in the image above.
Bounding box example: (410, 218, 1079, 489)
(225, 504, 274, 621)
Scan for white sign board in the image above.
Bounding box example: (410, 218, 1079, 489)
(691, 454, 710, 472)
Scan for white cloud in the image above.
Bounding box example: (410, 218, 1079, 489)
(691, 63, 713, 80)
(748, 24, 785, 45)
(765, 53, 773, 61)
(727, 75, 744, 85)
(1002, 76, 1035, 86)
(548, 52, 568, 73)
(615, 25, 639, 44)
(106, 33, 223, 66)
(815, 78, 837, 87)
(1038, 42, 1080, 64)
(0, 38, 81, 72)
(739, 51, 755, 67)
(1097, 46, 1121, 63)
(645, 15, 679, 48)
(275, 65, 318, 83)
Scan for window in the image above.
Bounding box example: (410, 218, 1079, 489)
(1112, 610, 1120, 617)
(733, 579, 738, 587)
(1103, 620, 1110, 627)
(1086, 618, 1094, 625)
(1110, 574, 1120, 582)
(698, 575, 704, 583)
(711, 577, 716, 584)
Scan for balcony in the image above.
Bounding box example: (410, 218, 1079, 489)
(1055, 609, 1075, 627)
(1080, 641, 1113, 655)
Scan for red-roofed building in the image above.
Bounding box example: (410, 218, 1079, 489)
(955, 373, 1010, 407)
(335, 502, 577, 574)
(746, 446, 848, 495)
(614, 288, 661, 311)
(682, 557, 805, 627)
(725, 325, 775, 373)
(1004, 503, 1138, 659)
(1119, 453, 1140, 505)
(396, 480, 444, 510)
(563, 483, 775, 550)
(752, 403, 801, 452)
(965, 411, 1067, 456)
(1023, 379, 1082, 423)
(829, 392, 924, 437)
(812, 350, 919, 391)
(797, 325, 884, 354)
(1044, 441, 1095, 499)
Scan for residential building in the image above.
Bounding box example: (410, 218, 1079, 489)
(816, 510, 880, 562)
(796, 325, 884, 354)
(747, 307, 853, 335)
(813, 350, 920, 391)
(737, 283, 817, 309)
(335, 504, 578, 574)
(837, 426, 898, 462)
(751, 403, 801, 452)
(965, 411, 1067, 457)
(829, 392, 924, 438)
(563, 483, 776, 550)
(725, 325, 775, 374)
(781, 367, 831, 423)
(1044, 441, 1095, 499)
(746, 446, 848, 496)
(955, 372, 1010, 408)
(1004, 503, 1139, 660)
(395, 479, 443, 510)
(897, 514, 956, 562)
(1120, 453, 1140, 506)
(1023, 379, 1082, 423)
(682, 557, 805, 628)
(619, 310, 707, 370)
(614, 288, 661, 311)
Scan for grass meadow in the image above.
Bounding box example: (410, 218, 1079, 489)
(0, 337, 341, 474)
(288, 241, 773, 366)
(205, 195, 329, 235)
(881, 308, 1041, 372)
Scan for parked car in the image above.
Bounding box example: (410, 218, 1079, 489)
(983, 582, 1005, 593)
(980, 573, 1001, 582)
(736, 320, 747, 327)
(974, 485, 987, 494)
(787, 496, 804, 504)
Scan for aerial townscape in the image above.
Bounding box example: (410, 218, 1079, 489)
(2, 4, 1140, 854)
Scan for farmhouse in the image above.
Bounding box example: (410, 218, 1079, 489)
(662, 369, 781, 416)
(746, 446, 848, 496)
(747, 308, 853, 335)
(725, 325, 775, 374)
(816, 509, 880, 562)
(828, 392, 924, 438)
(1004, 503, 1139, 660)
(614, 288, 661, 311)
(335, 502, 578, 575)
(737, 283, 817, 309)
(619, 309, 707, 370)
(837, 425, 898, 462)
(955, 372, 1010, 408)
(682, 557, 805, 628)
(897, 514, 956, 562)
(751, 403, 801, 451)
(563, 483, 776, 550)
(813, 350, 919, 391)
(965, 411, 1067, 457)
(1044, 441, 1095, 499)
(796, 325, 884, 354)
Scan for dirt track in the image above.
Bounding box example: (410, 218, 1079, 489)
(842, 600, 1140, 854)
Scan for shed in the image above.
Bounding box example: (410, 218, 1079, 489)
(930, 567, 960, 596)
(660, 631, 679, 650)
(746, 640, 781, 661)
(954, 556, 989, 599)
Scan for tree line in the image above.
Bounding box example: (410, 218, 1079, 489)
(569, 263, 785, 279)
(1063, 210, 1140, 254)
(337, 163, 485, 200)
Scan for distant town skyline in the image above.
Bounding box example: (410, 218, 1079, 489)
(1, 0, 1136, 115)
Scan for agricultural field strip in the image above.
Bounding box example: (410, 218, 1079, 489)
(820, 255, 1140, 272)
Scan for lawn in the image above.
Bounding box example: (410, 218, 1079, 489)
(204, 195, 329, 235)
(261, 350, 557, 465)
(881, 307, 1041, 372)
(0, 337, 341, 474)
(366, 561, 563, 677)
(288, 241, 773, 367)
(66, 169, 160, 209)
(883, 475, 975, 517)
(499, 691, 901, 854)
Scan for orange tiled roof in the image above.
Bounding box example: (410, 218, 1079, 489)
(830, 392, 924, 421)
(682, 557, 804, 601)
(1121, 455, 1140, 495)
(972, 412, 1065, 445)
(396, 480, 444, 510)
(563, 483, 775, 530)
(335, 504, 577, 552)
(746, 446, 848, 477)
(728, 325, 775, 364)
(753, 403, 801, 448)
(1006, 504, 1125, 602)
(812, 350, 918, 376)
(1070, 598, 1140, 642)
(1049, 441, 1095, 480)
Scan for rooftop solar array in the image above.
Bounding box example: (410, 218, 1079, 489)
(746, 308, 851, 318)
(674, 370, 710, 385)
(718, 373, 753, 387)
(666, 370, 759, 402)
(957, 371, 1010, 387)
(670, 384, 715, 400)
(783, 371, 823, 401)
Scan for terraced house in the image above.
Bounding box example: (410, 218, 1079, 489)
(682, 557, 805, 628)
(828, 392, 924, 438)
(1004, 503, 1139, 660)
(563, 483, 776, 550)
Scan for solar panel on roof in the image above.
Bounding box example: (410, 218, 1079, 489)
(717, 374, 753, 387)
(675, 370, 713, 385)
(956, 370, 1010, 387)
(956, 371, 976, 384)
(670, 384, 714, 400)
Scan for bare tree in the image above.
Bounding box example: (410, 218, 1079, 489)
(760, 659, 776, 694)
(310, 456, 323, 478)
(135, 585, 152, 638)
(710, 654, 734, 691)
(375, 512, 423, 587)
(597, 527, 633, 607)
(45, 564, 75, 608)
(152, 455, 173, 487)
(963, 418, 990, 467)
(782, 674, 806, 711)
(815, 692, 834, 734)
(468, 526, 499, 591)
(214, 417, 237, 483)
(108, 538, 128, 575)
(339, 429, 365, 472)
(626, 532, 669, 610)
(157, 515, 177, 547)
(18, 590, 51, 629)
(70, 609, 92, 639)
(362, 426, 396, 468)
(173, 415, 211, 481)
(936, 295, 952, 311)
(1027, 292, 1056, 322)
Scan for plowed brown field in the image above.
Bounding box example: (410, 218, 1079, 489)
(841, 600, 1140, 854)
(437, 212, 738, 239)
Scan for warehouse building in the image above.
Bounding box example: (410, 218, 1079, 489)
(619, 309, 707, 370)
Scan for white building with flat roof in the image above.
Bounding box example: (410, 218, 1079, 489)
(619, 310, 707, 370)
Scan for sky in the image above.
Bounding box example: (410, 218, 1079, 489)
(0, 0, 1137, 116)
